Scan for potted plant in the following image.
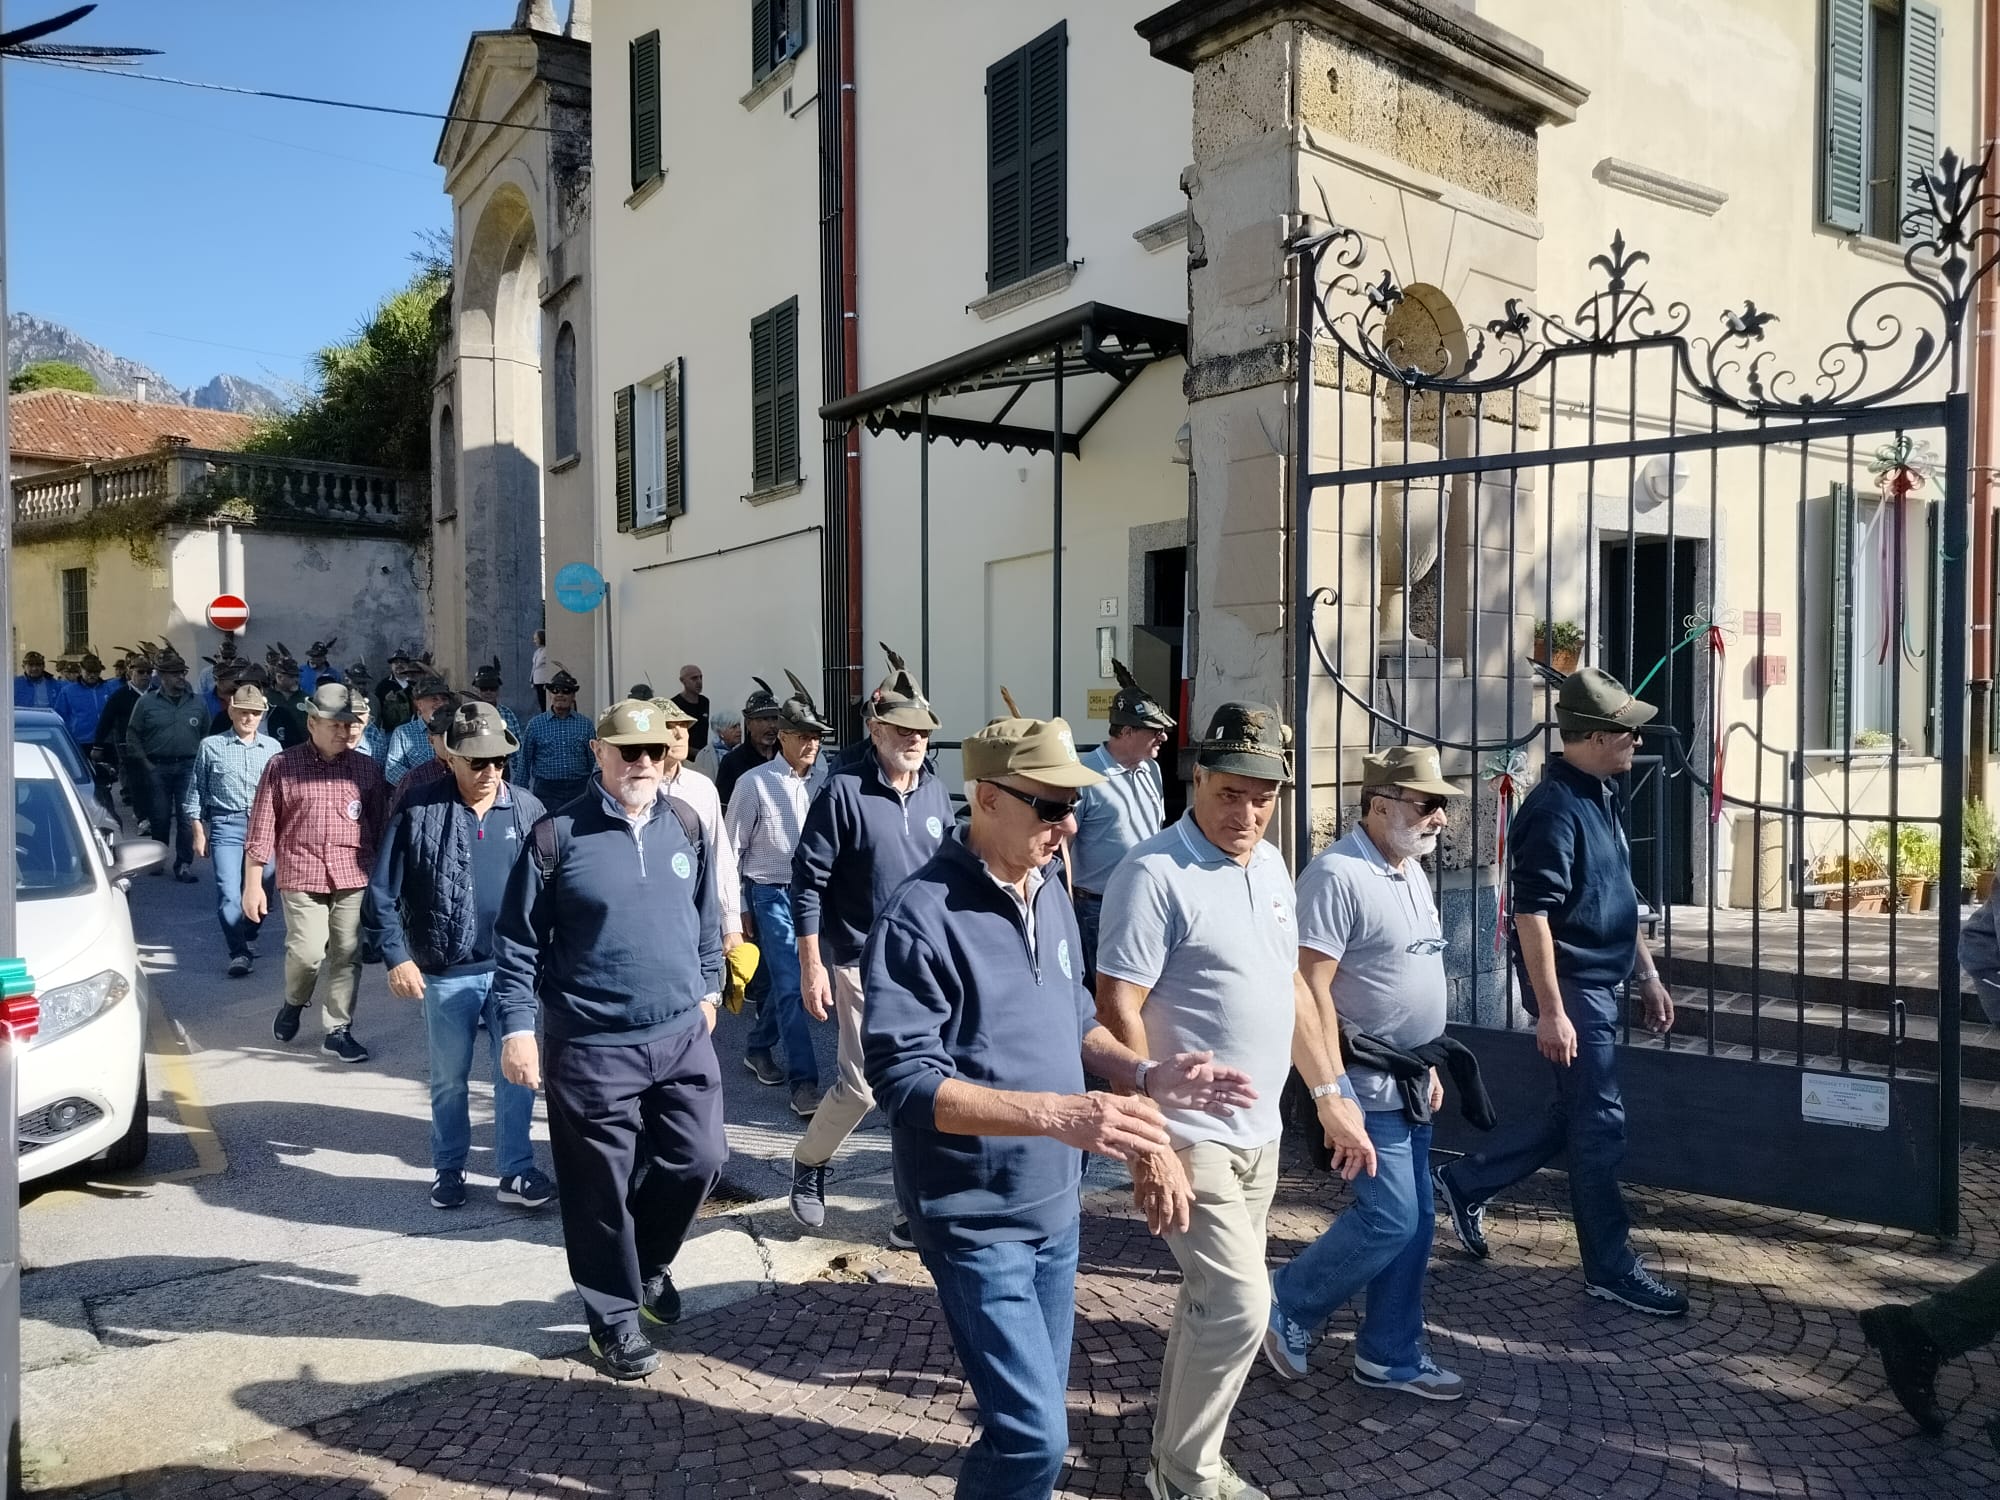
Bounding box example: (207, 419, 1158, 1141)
(1533, 619, 1584, 673)
(1853, 728, 1896, 753)
(1966, 797, 1999, 903)
(1817, 835, 1888, 914)
(1893, 825, 1942, 912)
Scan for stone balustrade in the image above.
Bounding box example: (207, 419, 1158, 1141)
(11, 446, 424, 535)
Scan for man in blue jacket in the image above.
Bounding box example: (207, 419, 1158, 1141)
(365, 701, 554, 1214)
(788, 646, 953, 1239)
(491, 698, 726, 1381)
(863, 710, 1256, 1500)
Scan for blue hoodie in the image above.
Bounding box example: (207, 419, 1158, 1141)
(862, 832, 1098, 1251)
(791, 747, 954, 968)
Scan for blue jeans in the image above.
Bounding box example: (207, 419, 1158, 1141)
(1273, 1110, 1435, 1369)
(1444, 992, 1636, 1285)
(743, 883, 817, 1086)
(424, 970, 537, 1179)
(207, 812, 273, 959)
(921, 1222, 1079, 1500)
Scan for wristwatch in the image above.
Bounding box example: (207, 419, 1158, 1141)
(1134, 1059, 1155, 1097)
(1310, 1075, 1357, 1102)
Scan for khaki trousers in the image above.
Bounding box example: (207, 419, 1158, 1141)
(794, 965, 875, 1166)
(1154, 1138, 1280, 1497)
(281, 887, 364, 1028)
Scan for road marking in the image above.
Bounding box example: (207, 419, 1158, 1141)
(144, 1000, 227, 1182)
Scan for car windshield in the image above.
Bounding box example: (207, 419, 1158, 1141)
(15, 720, 90, 784)
(16, 779, 95, 902)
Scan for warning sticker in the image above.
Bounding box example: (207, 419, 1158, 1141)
(1800, 1072, 1890, 1131)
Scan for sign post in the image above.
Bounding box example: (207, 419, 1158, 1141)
(204, 594, 250, 635)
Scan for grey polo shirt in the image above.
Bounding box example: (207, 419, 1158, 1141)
(1295, 826, 1449, 1112)
(1096, 813, 1297, 1151)
(1070, 745, 1165, 894)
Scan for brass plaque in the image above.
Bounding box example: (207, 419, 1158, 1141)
(1086, 689, 1117, 719)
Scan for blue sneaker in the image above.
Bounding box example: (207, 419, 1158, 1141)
(1259, 1298, 1312, 1380)
(1353, 1351, 1466, 1401)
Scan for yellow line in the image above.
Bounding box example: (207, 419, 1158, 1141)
(144, 999, 228, 1182)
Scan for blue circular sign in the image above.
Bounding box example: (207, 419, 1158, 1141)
(553, 562, 607, 613)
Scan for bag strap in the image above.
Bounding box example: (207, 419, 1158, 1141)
(667, 796, 706, 890)
(531, 814, 561, 883)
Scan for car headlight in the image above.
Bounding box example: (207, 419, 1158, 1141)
(34, 970, 130, 1046)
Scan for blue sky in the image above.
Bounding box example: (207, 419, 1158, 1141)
(5, 0, 521, 397)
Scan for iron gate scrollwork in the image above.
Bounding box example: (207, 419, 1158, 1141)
(1286, 150, 2000, 1235)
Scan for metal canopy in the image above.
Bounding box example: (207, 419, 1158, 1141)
(819, 301, 1187, 457)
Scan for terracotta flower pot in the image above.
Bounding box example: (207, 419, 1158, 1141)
(1978, 869, 1996, 903)
(1533, 633, 1582, 674)
(1899, 878, 1930, 912)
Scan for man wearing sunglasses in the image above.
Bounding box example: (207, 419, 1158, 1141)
(1094, 702, 1365, 1500)
(1435, 667, 1688, 1318)
(491, 699, 725, 1381)
(1262, 745, 1469, 1405)
(365, 702, 555, 1213)
(1070, 659, 1176, 982)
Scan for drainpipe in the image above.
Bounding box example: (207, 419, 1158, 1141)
(218, 521, 236, 598)
(1972, 0, 1999, 800)
(838, 0, 862, 723)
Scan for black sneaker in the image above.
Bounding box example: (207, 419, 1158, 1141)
(588, 1328, 660, 1380)
(497, 1168, 556, 1208)
(1860, 1303, 1946, 1435)
(887, 1218, 915, 1250)
(1586, 1261, 1689, 1317)
(321, 1027, 370, 1064)
(789, 1082, 823, 1119)
(431, 1169, 467, 1210)
(790, 1160, 828, 1229)
(174, 863, 198, 884)
(227, 954, 252, 979)
(640, 1271, 681, 1327)
(1433, 1165, 1490, 1260)
(272, 1001, 304, 1044)
(743, 1049, 785, 1086)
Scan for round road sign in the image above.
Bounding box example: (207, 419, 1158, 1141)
(206, 594, 249, 632)
(553, 562, 607, 613)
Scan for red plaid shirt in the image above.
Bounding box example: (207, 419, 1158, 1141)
(245, 744, 389, 893)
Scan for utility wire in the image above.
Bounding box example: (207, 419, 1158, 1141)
(13, 55, 569, 133)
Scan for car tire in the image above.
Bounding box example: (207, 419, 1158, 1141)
(102, 1066, 149, 1173)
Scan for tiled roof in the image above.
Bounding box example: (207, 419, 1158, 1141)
(8, 389, 265, 464)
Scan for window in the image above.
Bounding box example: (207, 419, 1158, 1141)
(552, 324, 578, 461)
(751, 0, 806, 85)
(615, 359, 684, 534)
(749, 298, 799, 491)
(435, 406, 456, 521)
(1822, 0, 1941, 241)
(630, 29, 662, 191)
(986, 22, 1067, 292)
(59, 567, 87, 654)
(15, 780, 93, 902)
(1824, 482, 1923, 747)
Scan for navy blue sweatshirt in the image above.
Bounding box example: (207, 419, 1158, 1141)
(1508, 755, 1640, 994)
(862, 833, 1098, 1251)
(491, 784, 722, 1045)
(791, 748, 954, 968)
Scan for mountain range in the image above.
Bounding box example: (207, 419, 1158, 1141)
(6, 313, 287, 416)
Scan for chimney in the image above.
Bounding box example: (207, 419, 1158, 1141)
(514, 0, 557, 31)
(565, 0, 591, 42)
(134, 379, 147, 403)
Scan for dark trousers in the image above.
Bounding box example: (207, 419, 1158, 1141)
(544, 1021, 727, 1339)
(1071, 891, 1102, 983)
(142, 756, 196, 867)
(1444, 987, 1637, 1285)
(1912, 1260, 2000, 1360)
(533, 777, 589, 813)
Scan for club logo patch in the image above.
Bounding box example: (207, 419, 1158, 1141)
(1057, 728, 1076, 758)
(926, 816, 943, 839)
(1058, 939, 1073, 979)
(671, 851, 693, 880)
(630, 708, 652, 732)
(345, 798, 362, 822)
(1272, 896, 1290, 927)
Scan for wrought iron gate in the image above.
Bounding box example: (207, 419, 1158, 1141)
(1288, 150, 2000, 1235)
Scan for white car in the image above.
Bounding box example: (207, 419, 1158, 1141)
(12, 742, 165, 1184)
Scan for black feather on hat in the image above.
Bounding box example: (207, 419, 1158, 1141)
(1108, 658, 1176, 731)
(869, 641, 939, 731)
(743, 676, 781, 717)
(780, 670, 835, 737)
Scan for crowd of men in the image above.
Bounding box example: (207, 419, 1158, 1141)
(19, 630, 1990, 1495)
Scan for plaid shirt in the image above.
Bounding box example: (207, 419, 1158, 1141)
(384, 718, 436, 786)
(245, 744, 389, 893)
(518, 709, 594, 788)
(183, 729, 283, 822)
(387, 755, 453, 814)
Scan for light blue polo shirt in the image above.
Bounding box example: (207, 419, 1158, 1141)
(1070, 745, 1166, 893)
(1096, 813, 1297, 1150)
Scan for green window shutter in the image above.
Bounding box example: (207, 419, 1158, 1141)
(1827, 481, 1854, 746)
(786, 0, 806, 63)
(1822, 0, 1868, 233)
(662, 359, 686, 520)
(750, 309, 777, 491)
(1023, 23, 1067, 276)
(630, 31, 661, 190)
(773, 298, 799, 485)
(986, 50, 1027, 291)
(614, 384, 636, 533)
(1899, 1, 1943, 242)
(751, 0, 773, 83)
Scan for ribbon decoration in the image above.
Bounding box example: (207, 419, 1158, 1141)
(1483, 748, 1528, 951)
(1631, 606, 1738, 825)
(1867, 436, 1934, 669)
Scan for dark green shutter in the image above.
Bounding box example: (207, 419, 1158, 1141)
(750, 309, 777, 490)
(773, 298, 799, 485)
(986, 23, 1066, 292)
(1023, 25, 1067, 275)
(614, 384, 636, 533)
(1822, 0, 1867, 233)
(630, 31, 661, 190)
(1900, 1, 1943, 241)
(751, 0, 772, 82)
(986, 51, 1026, 290)
(1828, 481, 1854, 745)
(663, 359, 686, 520)
(786, 0, 806, 63)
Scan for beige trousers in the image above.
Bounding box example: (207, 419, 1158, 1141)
(794, 965, 875, 1166)
(1154, 1138, 1281, 1497)
(281, 887, 365, 1028)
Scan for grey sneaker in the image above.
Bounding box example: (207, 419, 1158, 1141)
(743, 1049, 784, 1086)
(790, 1160, 827, 1229)
(1353, 1351, 1467, 1401)
(1144, 1460, 1268, 1500)
(789, 1082, 823, 1119)
(227, 954, 252, 979)
(1260, 1298, 1312, 1380)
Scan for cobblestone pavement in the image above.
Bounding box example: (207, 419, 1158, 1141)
(52, 1150, 2000, 1499)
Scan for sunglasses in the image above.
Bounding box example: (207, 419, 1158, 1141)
(617, 744, 670, 763)
(462, 755, 509, 772)
(1404, 936, 1450, 957)
(983, 779, 1080, 824)
(1388, 793, 1450, 816)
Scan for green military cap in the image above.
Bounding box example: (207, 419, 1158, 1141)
(472, 657, 504, 690)
(868, 642, 939, 731)
(646, 695, 697, 726)
(227, 683, 268, 712)
(1195, 701, 1293, 783)
(21, 651, 45, 667)
(1555, 666, 1657, 734)
(963, 714, 1105, 788)
(594, 698, 677, 744)
(446, 700, 518, 757)
(1361, 744, 1464, 798)
(410, 674, 453, 701)
(547, 668, 581, 694)
(79, 652, 104, 673)
(1109, 658, 1175, 731)
(743, 676, 782, 720)
(155, 648, 189, 674)
(304, 683, 364, 722)
(779, 670, 834, 737)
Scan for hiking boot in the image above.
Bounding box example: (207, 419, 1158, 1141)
(743, 1048, 784, 1086)
(1586, 1261, 1689, 1317)
(1433, 1165, 1489, 1260)
(227, 954, 252, 979)
(789, 1082, 823, 1119)
(497, 1168, 556, 1208)
(790, 1160, 828, 1229)
(430, 1169, 467, 1210)
(272, 1000, 304, 1044)
(588, 1328, 660, 1380)
(887, 1218, 915, 1250)
(640, 1271, 681, 1327)
(1353, 1351, 1467, 1401)
(1260, 1298, 1312, 1380)
(1860, 1303, 1946, 1435)
(321, 1026, 370, 1065)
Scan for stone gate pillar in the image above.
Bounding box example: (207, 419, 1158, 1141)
(1139, 0, 1583, 861)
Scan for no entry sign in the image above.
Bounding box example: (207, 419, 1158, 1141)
(206, 594, 249, 633)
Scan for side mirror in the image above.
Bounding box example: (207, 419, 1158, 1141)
(110, 838, 169, 883)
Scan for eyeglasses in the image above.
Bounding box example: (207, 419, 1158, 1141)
(462, 755, 509, 772)
(982, 780, 1079, 824)
(1404, 937, 1450, 957)
(1388, 793, 1450, 816)
(617, 744, 669, 764)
